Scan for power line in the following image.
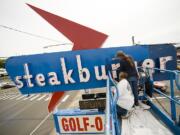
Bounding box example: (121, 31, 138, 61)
(43, 43, 73, 49)
(0, 24, 61, 43)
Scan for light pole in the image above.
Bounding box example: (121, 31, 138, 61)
(132, 36, 135, 45)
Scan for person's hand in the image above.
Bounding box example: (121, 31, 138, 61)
(111, 86, 116, 94)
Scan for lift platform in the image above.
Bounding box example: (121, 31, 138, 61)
(105, 66, 180, 135)
(121, 108, 172, 135)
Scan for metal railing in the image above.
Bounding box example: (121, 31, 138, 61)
(141, 67, 180, 122)
(139, 67, 180, 134)
(105, 71, 120, 135)
(105, 66, 180, 134)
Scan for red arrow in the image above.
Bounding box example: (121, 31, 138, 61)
(27, 4, 108, 112)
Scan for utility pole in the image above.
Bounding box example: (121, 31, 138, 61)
(132, 36, 135, 45)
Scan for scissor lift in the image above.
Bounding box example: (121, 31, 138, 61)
(105, 67, 180, 135)
(53, 67, 180, 135)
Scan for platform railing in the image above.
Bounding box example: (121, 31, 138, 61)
(105, 67, 180, 134)
(139, 67, 180, 135)
(105, 71, 120, 135)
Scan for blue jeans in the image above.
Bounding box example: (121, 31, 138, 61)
(128, 76, 139, 105)
(116, 105, 128, 117)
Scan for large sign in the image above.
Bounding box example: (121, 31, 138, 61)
(6, 44, 176, 94)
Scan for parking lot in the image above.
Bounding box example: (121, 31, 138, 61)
(0, 75, 98, 135)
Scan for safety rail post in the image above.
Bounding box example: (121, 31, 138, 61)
(108, 72, 121, 135)
(109, 87, 116, 135)
(146, 68, 154, 97)
(105, 77, 111, 135)
(105, 71, 121, 135)
(170, 72, 177, 121)
(109, 83, 116, 135)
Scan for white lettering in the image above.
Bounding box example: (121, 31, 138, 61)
(76, 55, 90, 82)
(48, 72, 61, 85)
(60, 58, 75, 84)
(23, 63, 34, 87)
(35, 73, 46, 86)
(142, 59, 155, 79)
(111, 63, 120, 79)
(13, 55, 174, 89)
(15, 76, 23, 88)
(94, 65, 107, 80)
(159, 56, 172, 71)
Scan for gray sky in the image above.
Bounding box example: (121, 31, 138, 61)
(0, 0, 180, 57)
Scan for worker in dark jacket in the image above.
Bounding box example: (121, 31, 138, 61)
(116, 51, 139, 106)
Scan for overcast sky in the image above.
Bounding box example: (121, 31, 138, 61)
(0, 0, 180, 57)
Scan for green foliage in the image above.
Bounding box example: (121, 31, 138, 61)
(0, 59, 6, 68)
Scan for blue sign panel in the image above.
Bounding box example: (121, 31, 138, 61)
(6, 44, 176, 94)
